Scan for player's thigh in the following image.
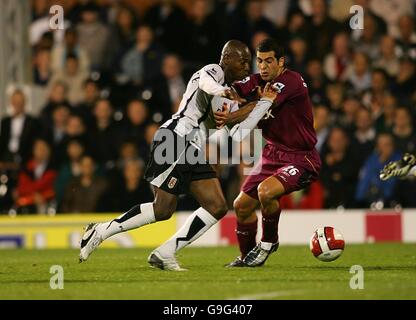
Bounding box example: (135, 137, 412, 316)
(190, 178, 228, 219)
(233, 191, 259, 219)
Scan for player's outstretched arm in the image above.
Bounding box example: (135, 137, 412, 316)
(214, 101, 257, 129)
(228, 83, 278, 142)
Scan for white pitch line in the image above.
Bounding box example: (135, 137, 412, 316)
(227, 290, 305, 300)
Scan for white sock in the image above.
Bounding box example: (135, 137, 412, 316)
(97, 203, 156, 240)
(156, 207, 218, 258)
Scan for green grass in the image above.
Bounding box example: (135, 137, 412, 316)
(0, 244, 415, 300)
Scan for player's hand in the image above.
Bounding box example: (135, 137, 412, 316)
(214, 103, 229, 128)
(260, 82, 278, 102)
(223, 88, 246, 104)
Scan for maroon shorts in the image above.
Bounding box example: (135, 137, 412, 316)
(241, 144, 321, 200)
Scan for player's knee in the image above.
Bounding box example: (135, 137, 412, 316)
(234, 197, 254, 220)
(257, 183, 276, 205)
(207, 200, 228, 219)
(153, 201, 176, 221)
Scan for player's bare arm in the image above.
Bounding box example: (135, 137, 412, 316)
(222, 87, 247, 104)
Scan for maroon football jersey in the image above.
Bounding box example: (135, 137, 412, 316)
(233, 70, 317, 152)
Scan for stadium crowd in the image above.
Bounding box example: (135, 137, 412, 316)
(0, 0, 416, 214)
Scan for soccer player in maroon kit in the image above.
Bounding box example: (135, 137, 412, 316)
(217, 38, 322, 267)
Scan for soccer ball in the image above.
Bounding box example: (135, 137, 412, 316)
(310, 227, 345, 262)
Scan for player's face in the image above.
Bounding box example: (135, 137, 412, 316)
(228, 52, 251, 82)
(257, 51, 280, 81)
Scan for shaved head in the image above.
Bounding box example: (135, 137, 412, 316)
(221, 40, 250, 60)
(219, 40, 251, 84)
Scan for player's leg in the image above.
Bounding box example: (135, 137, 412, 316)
(226, 191, 259, 267)
(380, 153, 416, 180)
(243, 176, 283, 266)
(151, 178, 228, 263)
(79, 187, 177, 262)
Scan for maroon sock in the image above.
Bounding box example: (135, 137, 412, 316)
(236, 219, 258, 258)
(261, 208, 281, 243)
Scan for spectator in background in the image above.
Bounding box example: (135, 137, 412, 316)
(51, 28, 91, 75)
(352, 107, 376, 165)
(348, 52, 371, 96)
(56, 113, 91, 166)
(76, 3, 110, 71)
(119, 99, 149, 156)
(395, 15, 416, 60)
(240, 0, 276, 46)
(114, 140, 141, 172)
(90, 99, 119, 168)
(351, 14, 381, 60)
(320, 127, 360, 208)
(0, 89, 39, 164)
(31, 0, 48, 21)
(213, 0, 246, 44)
(339, 96, 361, 135)
(392, 106, 416, 154)
(287, 36, 308, 74)
(392, 57, 416, 105)
(305, 58, 329, 105)
(375, 94, 397, 134)
(105, 159, 153, 212)
(42, 103, 70, 149)
(40, 81, 70, 125)
(150, 54, 186, 123)
(325, 82, 345, 125)
(263, 0, 291, 28)
(279, 9, 309, 47)
(369, 0, 413, 37)
(55, 138, 85, 211)
(144, 0, 189, 58)
(61, 155, 108, 213)
(313, 104, 331, 154)
(15, 139, 57, 214)
(73, 79, 101, 126)
(306, 0, 342, 60)
(33, 48, 52, 86)
(187, 0, 221, 68)
(374, 35, 400, 77)
(323, 32, 352, 82)
(346, 52, 372, 95)
(362, 68, 390, 120)
(108, 4, 138, 72)
(355, 133, 401, 208)
(120, 25, 164, 86)
(48, 54, 89, 106)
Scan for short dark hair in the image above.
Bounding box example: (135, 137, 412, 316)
(256, 38, 285, 59)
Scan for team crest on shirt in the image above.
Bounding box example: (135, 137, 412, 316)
(168, 177, 178, 189)
(272, 82, 285, 93)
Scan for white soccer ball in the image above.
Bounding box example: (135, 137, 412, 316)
(310, 226, 345, 262)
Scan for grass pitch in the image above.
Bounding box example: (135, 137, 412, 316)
(0, 244, 415, 300)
